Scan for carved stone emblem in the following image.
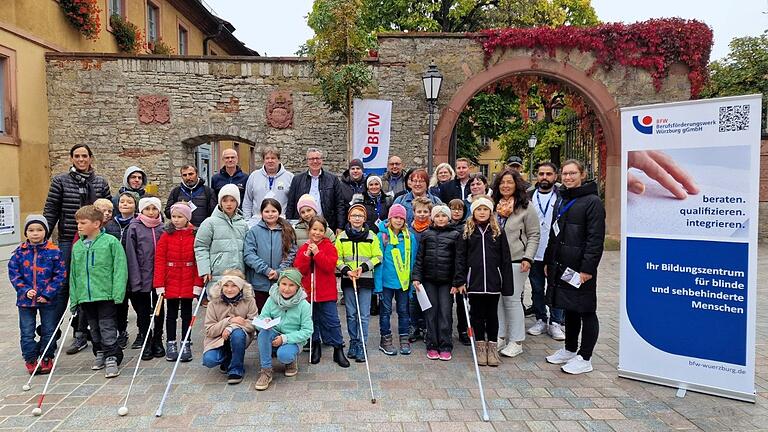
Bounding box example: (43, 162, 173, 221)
(138, 95, 170, 124)
(266, 91, 293, 129)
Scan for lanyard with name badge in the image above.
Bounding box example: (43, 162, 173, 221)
(536, 191, 554, 227)
(552, 198, 577, 237)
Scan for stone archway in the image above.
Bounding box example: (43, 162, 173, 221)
(432, 56, 622, 237)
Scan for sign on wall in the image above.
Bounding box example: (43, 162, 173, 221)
(353, 99, 392, 175)
(619, 94, 761, 402)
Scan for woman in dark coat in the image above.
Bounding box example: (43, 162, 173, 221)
(543, 159, 605, 375)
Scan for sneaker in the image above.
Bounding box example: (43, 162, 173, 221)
(548, 323, 566, 341)
(346, 343, 359, 360)
(91, 351, 106, 370)
(527, 319, 548, 336)
(25, 360, 37, 375)
(66, 334, 88, 355)
(131, 333, 144, 350)
(546, 348, 578, 365)
(524, 305, 535, 316)
(398, 335, 411, 355)
(500, 341, 523, 358)
(284, 361, 298, 377)
(254, 368, 273, 391)
(426, 349, 439, 360)
(117, 331, 129, 349)
(165, 341, 178, 362)
(180, 342, 193, 363)
(219, 363, 229, 374)
(459, 332, 471, 346)
(355, 344, 367, 363)
(227, 374, 243, 385)
(439, 351, 452, 361)
(104, 356, 120, 378)
(40, 358, 53, 374)
(561, 355, 593, 374)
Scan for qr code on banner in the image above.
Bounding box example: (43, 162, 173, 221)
(719, 105, 750, 132)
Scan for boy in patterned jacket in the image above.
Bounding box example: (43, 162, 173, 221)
(8, 215, 67, 374)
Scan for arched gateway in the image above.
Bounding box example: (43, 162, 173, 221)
(46, 28, 699, 240)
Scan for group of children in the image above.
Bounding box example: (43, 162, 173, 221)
(9, 180, 520, 390)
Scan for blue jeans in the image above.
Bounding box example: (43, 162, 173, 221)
(19, 306, 59, 362)
(312, 301, 344, 347)
(258, 328, 300, 369)
(379, 287, 410, 337)
(342, 285, 372, 345)
(530, 261, 563, 325)
(202, 328, 247, 376)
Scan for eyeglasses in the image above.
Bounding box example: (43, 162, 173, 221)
(561, 171, 580, 177)
(388, 162, 402, 166)
(307, 157, 323, 162)
(411, 179, 426, 184)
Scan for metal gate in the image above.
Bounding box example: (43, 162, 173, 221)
(562, 114, 600, 181)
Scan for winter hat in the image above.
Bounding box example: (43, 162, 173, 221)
(278, 267, 304, 289)
(348, 159, 364, 170)
(296, 194, 319, 214)
(24, 214, 50, 239)
(388, 203, 407, 220)
(139, 197, 162, 214)
(366, 175, 382, 187)
(119, 191, 140, 211)
(431, 205, 451, 220)
(218, 184, 241, 206)
(170, 202, 193, 222)
(347, 203, 368, 220)
(219, 275, 246, 290)
(470, 196, 494, 215)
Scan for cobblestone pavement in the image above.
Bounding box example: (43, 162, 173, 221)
(0, 249, 767, 431)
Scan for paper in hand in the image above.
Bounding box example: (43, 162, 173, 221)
(415, 286, 432, 311)
(560, 267, 582, 288)
(252, 316, 281, 330)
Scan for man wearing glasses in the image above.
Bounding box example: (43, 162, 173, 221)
(381, 156, 406, 195)
(286, 148, 346, 232)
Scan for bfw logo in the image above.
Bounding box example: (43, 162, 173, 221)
(632, 115, 653, 134)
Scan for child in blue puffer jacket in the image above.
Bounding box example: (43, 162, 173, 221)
(8, 215, 67, 374)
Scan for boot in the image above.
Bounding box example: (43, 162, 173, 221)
(378, 334, 397, 356)
(117, 331, 129, 349)
(254, 368, 273, 391)
(152, 336, 166, 358)
(141, 331, 154, 360)
(333, 346, 350, 368)
(131, 332, 144, 350)
(355, 341, 367, 363)
(310, 341, 322, 364)
(476, 341, 487, 366)
(398, 335, 411, 355)
(487, 341, 500, 367)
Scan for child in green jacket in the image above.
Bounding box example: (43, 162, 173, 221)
(253, 268, 313, 391)
(69, 205, 128, 378)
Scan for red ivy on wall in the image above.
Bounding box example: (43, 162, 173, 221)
(476, 18, 713, 98)
(59, 0, 102, 40)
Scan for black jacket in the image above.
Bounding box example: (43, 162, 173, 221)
(362, 192, 392, 233)
(286, 169, 346, 231)
(340, 169, 367, 221)
(43, 169, 111, 243)
(210, 166, 248, 204)
(439, 178, 471, 204)
(164, 179, 217, 228)
(543, 181, 605, 313)
(459, 224, 514, 296)
(412, 225, 464, 286)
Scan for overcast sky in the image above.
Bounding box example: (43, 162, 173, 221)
(206, 0, 767, 61)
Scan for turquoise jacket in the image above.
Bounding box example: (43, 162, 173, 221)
(373, 220, 417, 294)
(69, 231, 128, 309)
(194, 206, 249, 278)
(257, 284, 313, 346)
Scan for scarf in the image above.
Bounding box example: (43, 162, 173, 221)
(69, 166, 95, 206)
(221, 290, 243, 305)
(388, 227, 411, 291)
(114, 214, 133, 228)
(268, 283, 308, 311)
(496, 197, 514, 219)
(344, 223, 369, 241)
(412, 218, 430, 233)
(138, 214, 162, 228)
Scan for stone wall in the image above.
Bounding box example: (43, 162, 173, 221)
(46, 34, 692, 230)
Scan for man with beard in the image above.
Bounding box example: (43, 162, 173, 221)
(165, 164, 217, 227)
(525, 162, 565, 341)
(381, 156, 405, 195)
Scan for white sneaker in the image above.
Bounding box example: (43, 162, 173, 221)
(527, 320, 547, 336)
(496, 337, 507, 352)
(548, 323, 566, 341)
(500, 341, 523, 358)
(546, 348, 578, 364)
(561, 355, 593, 374)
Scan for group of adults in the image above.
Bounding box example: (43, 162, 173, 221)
(42, 143, 605, 372)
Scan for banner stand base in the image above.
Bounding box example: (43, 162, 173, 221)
(675, 388, 687, 398)
(618, 370, 755, 403)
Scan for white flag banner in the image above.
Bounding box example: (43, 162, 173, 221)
(353, 99, 392, 175)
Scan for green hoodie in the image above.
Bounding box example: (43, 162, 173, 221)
(257, 279, 313, 346)
(69, 231, 128, 309)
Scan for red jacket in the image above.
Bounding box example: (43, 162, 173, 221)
(295, 237, 338, 303)
(153, 225, 204, 299)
